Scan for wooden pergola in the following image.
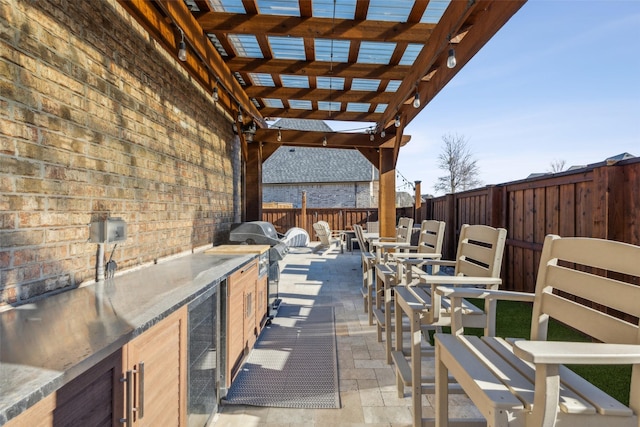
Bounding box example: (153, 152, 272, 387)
(118, 0, 526, 237)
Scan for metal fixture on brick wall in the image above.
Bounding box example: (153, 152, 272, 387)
(89, 218, 126, 281)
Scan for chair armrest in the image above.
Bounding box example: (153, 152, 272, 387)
(373, 241, 411, 247)
(417, 276, 502, 286)
(424, 260, 457, 267)
(391, 253, 443, 261)
(435, 287, 534, 302)
(514, 341, 640, 365)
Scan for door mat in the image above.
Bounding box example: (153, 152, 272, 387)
(224, 304, 340, 409)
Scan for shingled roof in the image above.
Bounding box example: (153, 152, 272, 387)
(264, 119, 378, 184)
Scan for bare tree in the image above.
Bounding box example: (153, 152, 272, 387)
(548, 159, 567, 173)
(434, 133, 482, 194)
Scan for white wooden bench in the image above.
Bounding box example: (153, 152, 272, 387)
(435, 234, 640, 427)
(391, 224, 507, 427)
(371, 220, 446, 363)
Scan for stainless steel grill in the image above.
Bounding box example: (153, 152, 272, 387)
(228, 221, 288, 315)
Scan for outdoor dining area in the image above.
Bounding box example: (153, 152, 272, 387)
(210, 217, 640, 427)
(3, 1, 639, 427)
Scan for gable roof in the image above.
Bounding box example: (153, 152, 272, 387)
(264, 118, 377, 184)
(272, 118, 333, 132)
(263, 146, 377, 184)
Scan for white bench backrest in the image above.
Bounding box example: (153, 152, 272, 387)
(454, 224, 507, 278)
(416, 220, 445, 255)
(531, 234, 640, 417)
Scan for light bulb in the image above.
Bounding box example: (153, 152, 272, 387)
(447, 48, 457, 69)
(395, 114, 401, 127)
(412, 92, 420, 108)
(322, 137, 327, 146)
(277, 129, 282, 142)
(370, 132, 374, 141)
(212, 87, 219, 102)
(380, 130, 386, 138)
(178, 41, 187, 61)
(237, 109, 243, 122)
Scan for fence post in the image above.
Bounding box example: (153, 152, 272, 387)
(486, 185, 505, 228)
(300, 191, 307, 230)
(444, 193, 457, 259)
(414, 180, 422, 224)
(592, 162, 625, 241)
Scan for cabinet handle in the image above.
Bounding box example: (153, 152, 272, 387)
(120, 370, 133, 427)
(138, 361, 145, 419)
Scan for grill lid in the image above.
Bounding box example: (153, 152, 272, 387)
(228, 221, 288, 261)
(229, 221, 282, 245)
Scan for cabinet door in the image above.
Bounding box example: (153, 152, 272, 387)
(256, 274, 268, 332)
(5, 350, 125, 427)
(226, 260, 258, 386)
(125, 307, 187, 427)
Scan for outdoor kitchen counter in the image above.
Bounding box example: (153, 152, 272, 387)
(0, 250, 255, 425)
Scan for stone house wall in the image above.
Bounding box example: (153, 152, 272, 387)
(263, 182, 379, 208)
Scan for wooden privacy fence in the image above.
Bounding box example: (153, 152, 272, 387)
(263, 206, 416, 239)
(424, 157, 640, 293)
(263, 208, 378, 238)
(262, 158, 639, 295)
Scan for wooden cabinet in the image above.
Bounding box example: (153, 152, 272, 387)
(5, 349, 125, 427)
(7, 308, 187, 427)
(225, 260, 258, 387)
(125, 308, 187, 427)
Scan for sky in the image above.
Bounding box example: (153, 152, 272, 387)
(336, 0, 640, 195)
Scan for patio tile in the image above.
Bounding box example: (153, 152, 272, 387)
(211, 246, 481, 426)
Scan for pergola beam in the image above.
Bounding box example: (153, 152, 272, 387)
(259, 108, 382, 122)
(245, 86, 395, 104)
(254, 129, 410, 148)
(198, 12, 436, 44)
(226, 57, 411, 80)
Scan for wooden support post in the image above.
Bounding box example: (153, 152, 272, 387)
(378, 148, 396, 238)
(245, 142, 263, 221)
(414, 180, 422, 223)
(300, 191, 307, 229)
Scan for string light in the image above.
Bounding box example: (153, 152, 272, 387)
(237, 105, 243, 122)
(177, 28, 187, 62)
(277, 129, 282, 142)
(322, 136, 327, 146)
(212, 86, 219, 102)
(395, 114, 401, 127)
(380, 130, 386, 138)
(447, 47, 457, 69)
(412, 92, 420, 108)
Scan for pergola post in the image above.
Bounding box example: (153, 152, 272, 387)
(245, 142, 263, 221)
(378, 148, 396, 238)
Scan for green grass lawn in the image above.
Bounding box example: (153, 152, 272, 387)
(440, 299, 632, 406)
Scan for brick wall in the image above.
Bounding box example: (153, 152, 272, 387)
(263, 182, 378, 208)
(0, 0, 240, 306)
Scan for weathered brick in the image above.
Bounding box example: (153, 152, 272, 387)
(2, 229, 45, 247)
(0, 212, 16, 229)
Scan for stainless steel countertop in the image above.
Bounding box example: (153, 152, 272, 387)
(0, 251, 254, 424)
